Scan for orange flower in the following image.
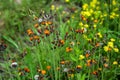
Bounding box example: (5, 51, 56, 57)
(46, 66, 51, 70)
(104, 63, 109, 68)
(76, 65, 82, 69)
(27, 29, 34, 35)
(95, 43, 100, 47)
(24, 67, 30, 73)
(41, 70, 46, 75)
(81, 15, 87, 21)
(34, 23, 39, 28)
(86, 59, 96, 67)
(86, 63, 91, 67)
(44, 29, 50, 35)
(92, 71, 98, 75)
(85, 53, 90, 58)
(60, 61, 65, 65)
(75, 29, 83, 33)
(66, 47, 72, 52)
(33, 35, 39, 40)
(40, 21, 52, 25)
(29, 37, 33, 41)
(60, 40, 65, 45)
(47, 21, 53, 25)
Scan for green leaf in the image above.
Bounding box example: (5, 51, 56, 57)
(2, 35, 19, 49)
(70, 54, 77, 62)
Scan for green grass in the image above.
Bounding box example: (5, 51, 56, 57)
(0, 0, 120, 80)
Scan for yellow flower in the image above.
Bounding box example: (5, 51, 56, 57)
(93, 24, 97, 28)
(114, 48, 119, 52)
(97, 32, 102, 38)
(79, 22, 83, 26)
(51, 5, 55, 10)
(89, 9, 93, 14)
(79, 55, 85, 60)
(112, 0, 116, 5)
(103, 46, 109, 52)
(84, 24, 89, 28)
(107, 41, 114, 48)
(113, 61, 118, 65)
(110, 38, 115, 42)
(82, 3, 88, 10)
(84, 11, 91, 17)
(65, 0, 69, 3)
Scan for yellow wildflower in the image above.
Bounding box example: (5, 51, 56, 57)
(65, 0, 69, 3)
(107, 41, 114, 48)
(113, 61, 118, 65)
(82, 3, 88, 10)
(79, 55, 85, 60)
(114, 48, 119, 52)
(112, 0, 116, 5)
(79, 22, 83, 26)
(84, 11, 91, 17)
(84, 24, 89, 28)
(110, 38, 115, 42)
(103, 46, 109, 52)
(89, 9, 93, 14)
(93, 24, 97, 28)
(97, 32, 102, 38)
(51, 5, 55, 10)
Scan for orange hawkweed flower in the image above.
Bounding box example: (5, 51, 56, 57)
(92, 71, 98, 75)
(44, 29, 50, 35)
(76, 65, 82, 69)
(46, 66, 51, 70)
(29, 37, 33, 41)
(85, 53, 90, 58)
(60, 40, 65, 45)
(86, 59, 96, 67)
(95, 43, 100, 47)
(33, 35, 39, 40)
(41, 70, 46, 75)
(34, 23, 39, 28)
(75, 29, 83, 33)
(60, 61, 65, 65)
(66, 47, 72, 52)
(27, 29, 34, 36)
(40, 21, 52, 25)
(24, 67, 30, 73)
(47, 21, 53, 25)
(104, 63, 109, 68)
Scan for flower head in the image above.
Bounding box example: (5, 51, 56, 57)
(113, 61, 118, 65)
(114, 47, 119, 52)
(41, 70, 46, 75)
(79, 55, 85, 60)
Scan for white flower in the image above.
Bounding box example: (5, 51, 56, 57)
(83, 28, 87, 33)
(63, 68, 69, 72)
(38, 18, 43, 23)
(11, 62, 18, 68)
(34, 74, 39, 80)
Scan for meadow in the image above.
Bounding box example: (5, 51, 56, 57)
(0, 0, 120, 80)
